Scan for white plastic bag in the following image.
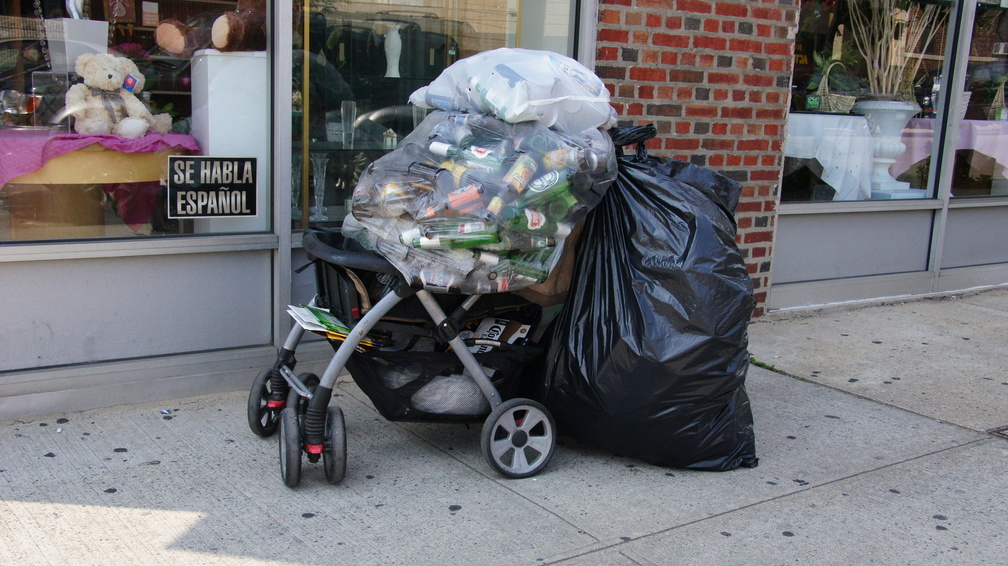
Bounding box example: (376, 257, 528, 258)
(409, 48, 617, 134)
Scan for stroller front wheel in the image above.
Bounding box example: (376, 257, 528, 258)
(481, 398, 556, 479)
(248, 369, 281, 437)
(286, 372, 320, 417)
(279, 408, 303, 488)
(323, 405, 347, 484)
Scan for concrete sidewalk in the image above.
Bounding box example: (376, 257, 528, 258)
(1, 290, 1006, 564)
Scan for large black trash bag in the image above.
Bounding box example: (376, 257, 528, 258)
(535, 124, 758, 471)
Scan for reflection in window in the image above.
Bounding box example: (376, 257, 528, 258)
(1, 0, 267, 241)
(289, 0, 575, 228)
(784, 0, 949, 202)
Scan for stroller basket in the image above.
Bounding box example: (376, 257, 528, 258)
(307, 226, 543, 422)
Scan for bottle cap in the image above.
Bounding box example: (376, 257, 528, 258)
(429, 141, 451, 157)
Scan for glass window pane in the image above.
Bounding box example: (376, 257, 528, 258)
(1, 0, 273, 241)
(290, 0, 575, 228)
(955, 4, 1008, 198)
(784, 0, 950, 202)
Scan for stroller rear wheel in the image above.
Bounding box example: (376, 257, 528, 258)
(286, 372, 320, 417)
(323, 405, 347, 484)
(279, 408, 303, 488)
(248, 369, 282, 437)
(481, 398, 556, 479)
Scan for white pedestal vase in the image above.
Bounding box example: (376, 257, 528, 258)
(384, 24, 402, 78)
(853, 99, 925, 199)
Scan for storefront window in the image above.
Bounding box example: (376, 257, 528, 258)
(289, 0, 576, 229)
(784, 0, 950, 202)
(1, 0, 272, 241)
(954, 3, 1008, 197)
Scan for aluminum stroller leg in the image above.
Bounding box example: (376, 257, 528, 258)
(300, 287, 413, 456)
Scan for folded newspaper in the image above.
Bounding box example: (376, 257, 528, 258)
(287, 305, 383, 351)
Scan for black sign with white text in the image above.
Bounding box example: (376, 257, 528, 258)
(167, 156, 257, 218)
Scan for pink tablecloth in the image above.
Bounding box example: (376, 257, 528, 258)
(892, 118, 1008, 177)
(0, 130, 201, 188)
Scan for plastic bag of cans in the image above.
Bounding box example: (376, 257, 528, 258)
(343, 110, 617, 294)
(409, 47, 618, 134)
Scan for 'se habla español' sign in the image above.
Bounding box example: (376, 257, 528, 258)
(167, 156, 257, 218)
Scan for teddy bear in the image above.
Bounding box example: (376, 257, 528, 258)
(155, 0, 267, 59)
(65, 53, 172, 139)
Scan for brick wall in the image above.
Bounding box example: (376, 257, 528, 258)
(594, 0, 800, 317)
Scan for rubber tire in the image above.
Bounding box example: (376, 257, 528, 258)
(286, 372, 320, 417)
(481, 398, 556, 479)
(247, 368, 281, 438)
(278, 408, 302, 488)
(323, 405, 347, 485)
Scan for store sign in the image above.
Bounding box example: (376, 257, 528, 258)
(167, 156, 257, 218)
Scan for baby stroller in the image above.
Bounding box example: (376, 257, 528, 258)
(247, 226, 557, 486)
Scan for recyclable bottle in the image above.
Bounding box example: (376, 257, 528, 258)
(428, 137, 507, 173)
(478, 229, 556, 252)
(504, 208, 573, 239)
(401, 226, 501, 250)
(512, 171, 583, 220)
(408, 162, 490, 220)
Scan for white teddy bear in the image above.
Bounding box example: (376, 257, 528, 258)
(65, 53, 172, 139)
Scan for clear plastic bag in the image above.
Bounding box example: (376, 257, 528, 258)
(409, 48, 618, 134)
(344, 110, 617, 294)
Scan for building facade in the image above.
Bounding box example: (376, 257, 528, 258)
(3, 0, 1006, 417)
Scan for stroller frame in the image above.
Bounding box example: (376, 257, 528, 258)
(247, 229, 557, 487)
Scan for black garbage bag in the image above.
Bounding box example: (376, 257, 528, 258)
(535, 124, 758, 471)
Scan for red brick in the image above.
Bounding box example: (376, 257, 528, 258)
(707, 72, 741, 85)
(633, 31, 651, 45)
(704, 19, 719, 32)
(599, 9, 621, 24)
(654, 33, 691, 48)
(721, 21, 736, 33)
(722, 106, 754, 119)
(625, 11, 643, 25)
(669, 69, 705, 83)
(743, 74, 775, 87)
(712, 123, 729, 135)
(729, 38, 763, 54)
(661, 51, 679, 65)
(736, 201, 762, 213)
(702, 138, 735, 150)
(743, 230, 774, 244)
(630, 67, 667, 81)
(694, 35, 727, 50)
(764, 41, 793, 56)
(736, 216, 752, 229)
(598, 29, 629, 43)
(743, 154, 757, 165)
(726, 154, 742, 166)
(666, 138, 701, 150)
(685, 105, 719, 118)
(639, 0, 674, 7)
(642, 49, 661, 63)
(665, 16, 683, 29)
(713, 89, 729, 101)
(597, 46, 619, 61)
(715, 3, 748, 17)
(750, 169, 780, 181)
(751, 6, 782, 21)
(677, 0, 713, 14)
(676, 121, 691, 134)
(646, 13, 663, 27)
(639, 85, 655, 99)
(756, 23, 772, 37)
(756, 108, 786, 120)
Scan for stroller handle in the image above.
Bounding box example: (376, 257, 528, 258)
(303, 229, 400, 275)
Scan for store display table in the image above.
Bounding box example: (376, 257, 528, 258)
(784, 113, 874, 201)
(892, 118, 1008, 179)
(0, 129, 200, 238)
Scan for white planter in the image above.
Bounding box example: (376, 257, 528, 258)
(853, 99, 924, 199)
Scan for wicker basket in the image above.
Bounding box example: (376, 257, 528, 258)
(816, 62, 857, 114)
